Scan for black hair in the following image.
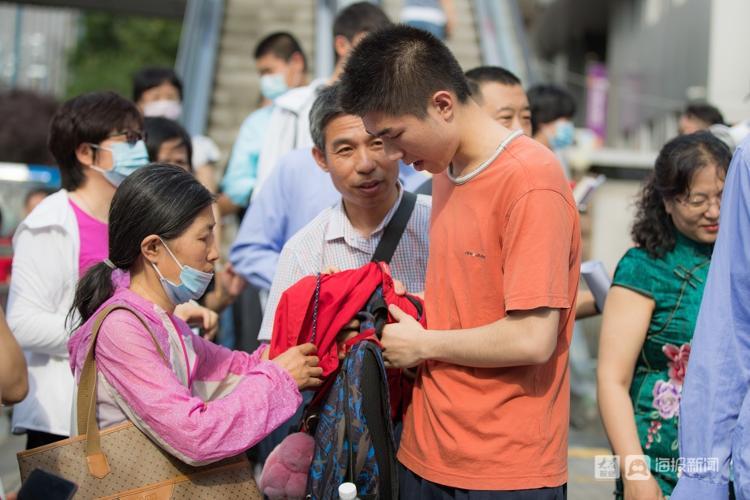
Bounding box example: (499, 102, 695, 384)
(48, 91, 143, 191)
(333, 2, 391, 42)
(309, 83, 346, 151)
(0, 89, 59, 165)
(683, 101, 724, 127)
(144, 117, 193, 171)
(71, 164, 214, 324)
(526, 84, 576, 135)
(339, 24, 471, 118)
(132, 67, 183, 103)
(465, 66, 523, 104)
(632, 131, 731, 258)
(254, 32, 307, 72)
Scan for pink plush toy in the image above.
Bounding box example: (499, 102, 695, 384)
(259, 432, 315, 499)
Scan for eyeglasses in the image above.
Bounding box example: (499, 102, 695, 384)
(107, 129, 145, 145)
(677, 193, 722, 212)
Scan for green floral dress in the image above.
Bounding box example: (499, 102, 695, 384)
(611, 232, 713, 498)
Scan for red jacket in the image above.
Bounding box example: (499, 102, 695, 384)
(269, 262, 426, 417)
(270, 261, 426, 376)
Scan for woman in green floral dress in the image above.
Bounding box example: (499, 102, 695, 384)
(597, 132, 732, 499)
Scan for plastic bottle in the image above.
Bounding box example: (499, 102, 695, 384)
(338, 482, 358, 500)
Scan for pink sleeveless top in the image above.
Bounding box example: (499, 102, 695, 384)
(69, 199, 108, 276)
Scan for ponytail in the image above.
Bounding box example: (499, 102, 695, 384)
(69, 261, 116, 328)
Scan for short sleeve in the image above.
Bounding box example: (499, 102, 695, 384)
(612, 248, 656, 298)
(502, 189, 578, 312)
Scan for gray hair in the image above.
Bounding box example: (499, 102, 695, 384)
(309, 83, 346, 151)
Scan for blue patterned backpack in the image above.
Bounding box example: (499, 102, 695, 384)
(306, 337, 398, 500)
(305, 192, 418, 499)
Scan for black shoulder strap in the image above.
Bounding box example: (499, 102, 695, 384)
(371, 191, 418, 264)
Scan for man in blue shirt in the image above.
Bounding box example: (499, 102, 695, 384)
(217, 32, 307, 215)
(672, 135, 750, 499)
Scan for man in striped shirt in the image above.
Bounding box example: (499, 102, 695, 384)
(258, 83, 431, 342)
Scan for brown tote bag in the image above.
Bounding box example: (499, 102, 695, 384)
(17, 304, 262, 499)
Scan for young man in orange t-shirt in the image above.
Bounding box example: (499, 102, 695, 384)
(339, 26, 580, 498)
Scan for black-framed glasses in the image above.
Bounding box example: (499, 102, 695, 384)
(107, 129, 145, 145)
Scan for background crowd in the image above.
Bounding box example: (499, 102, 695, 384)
(1, 1, 750, 499)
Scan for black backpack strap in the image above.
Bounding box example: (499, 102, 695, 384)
(359, 343, 398, 500)
(371, 191, 418, 264)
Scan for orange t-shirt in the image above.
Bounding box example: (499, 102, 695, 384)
(397, 135, 581, 490)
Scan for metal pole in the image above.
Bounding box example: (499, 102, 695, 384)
(315, 0, 335, 80)
(175, 0, 224, 136)
(11, 5, 24, 87)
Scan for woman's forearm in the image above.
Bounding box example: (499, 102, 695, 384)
(597, 380, 645, 462)
(0, 308, 28, 404)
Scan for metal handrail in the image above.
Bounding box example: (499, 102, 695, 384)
(473, 0, 536, 84)
(175, 0, 225, 136)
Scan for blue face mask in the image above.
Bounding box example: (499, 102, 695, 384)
(151, 238, 214, 305)
(91, 140, 150, 186)
(260, 73, 289, 101)
(549, 120, 575, 150)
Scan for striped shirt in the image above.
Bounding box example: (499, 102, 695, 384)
(258, 186, 431, 341)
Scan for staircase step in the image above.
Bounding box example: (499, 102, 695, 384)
(206, 0, 481, 166)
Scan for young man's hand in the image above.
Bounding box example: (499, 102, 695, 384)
(381, 304, 428, 368)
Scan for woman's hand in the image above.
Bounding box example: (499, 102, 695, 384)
(174, 302, 219, 341)
(623, 475, 665, 500)
(270, 343, 323, 390)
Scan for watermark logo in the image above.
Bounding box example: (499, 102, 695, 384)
(656, 457, 720, 475)
(593, 454, 720, 481)
(594, 455, 620, 480)
(624, 455, 652, 481)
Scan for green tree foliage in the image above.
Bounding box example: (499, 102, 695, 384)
(66, 12, 182, 99)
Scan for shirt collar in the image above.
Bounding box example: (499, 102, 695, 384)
(674, 229, 714, 258)
(325, 182, 404, 245)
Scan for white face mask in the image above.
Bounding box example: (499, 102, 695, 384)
(151, 237, 214, 305)
(88, 140, 150, 187)
(260, 73, 289, 101)
(143, 99, 183, 121)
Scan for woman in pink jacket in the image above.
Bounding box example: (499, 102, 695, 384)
(68, 163, 322, 465)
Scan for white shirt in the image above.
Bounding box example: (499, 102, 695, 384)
(258, 187, 431, 341)
(253, 78, 327, 201)
(7, 189, 79, 436)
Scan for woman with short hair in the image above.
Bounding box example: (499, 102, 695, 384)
(7, 91, 148, 449)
